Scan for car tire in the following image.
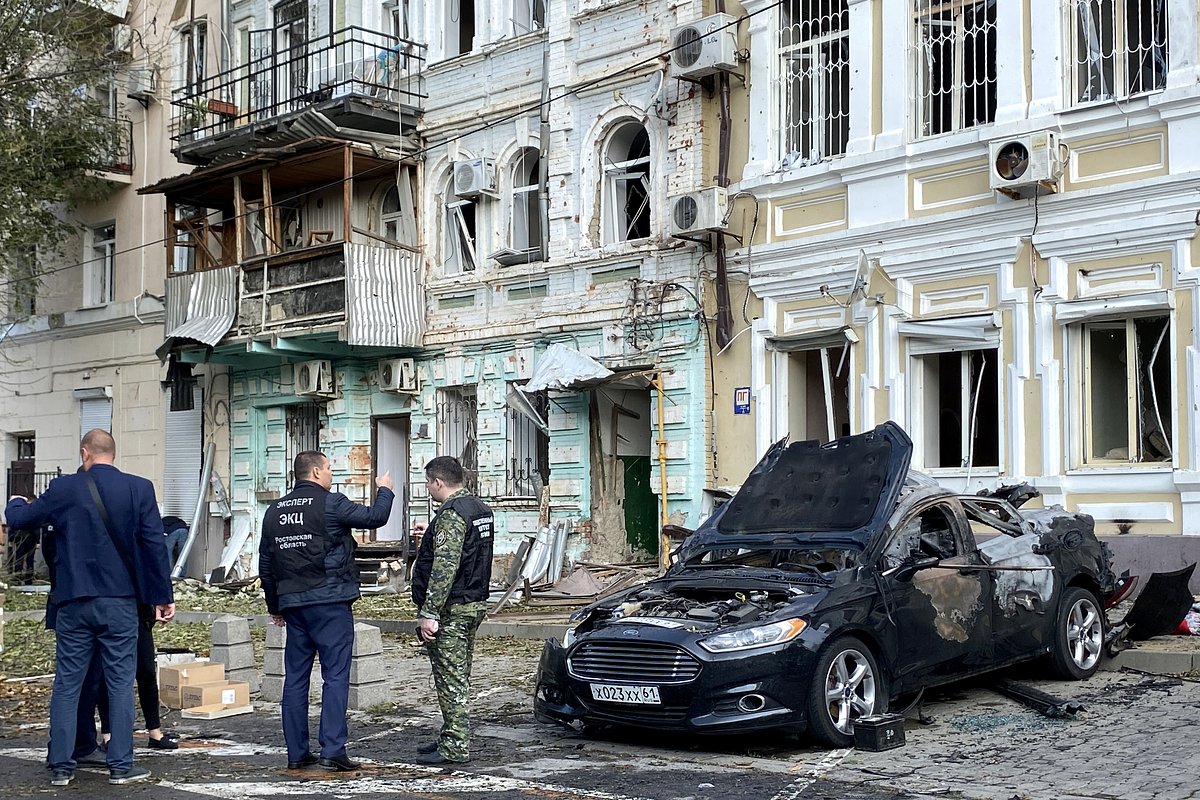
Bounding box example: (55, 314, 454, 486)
(806, 636, 885, 748)
(1050, 586, 1105, 680)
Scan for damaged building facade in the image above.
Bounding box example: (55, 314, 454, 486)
(148, 0, 720, 573)
(718, 0, 1200, 579)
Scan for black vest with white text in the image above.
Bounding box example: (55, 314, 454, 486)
(411, 494, 494, 610)
(262, 481, 329, 597)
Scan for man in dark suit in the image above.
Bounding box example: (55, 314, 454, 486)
(5, 429, 175, 787)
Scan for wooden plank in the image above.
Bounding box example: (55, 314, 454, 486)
(181, 703, 254, 720)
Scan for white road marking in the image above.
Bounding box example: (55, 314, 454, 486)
(770, 748, 850, 800)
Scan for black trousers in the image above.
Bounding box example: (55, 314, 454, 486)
(95, 615, 161, 733)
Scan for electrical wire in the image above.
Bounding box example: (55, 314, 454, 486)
(0, 3, 784, 295)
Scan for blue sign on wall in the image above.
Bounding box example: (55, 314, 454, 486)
(733, 387, 751, 415)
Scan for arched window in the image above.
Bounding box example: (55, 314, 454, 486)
(382, 186, 403, 243)
(442, 175, 477, 274)
(509, 147, 541, 259)
(602, 122, 651, 243)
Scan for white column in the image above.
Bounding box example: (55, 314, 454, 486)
(1027, 1, 1063, 119)
(992, 0, 1030, 125)
(741, 0, 777, 179)
(844, 0, 877, 155)
(875, 0, 907, 150)
(1166, 0, 1200, 88)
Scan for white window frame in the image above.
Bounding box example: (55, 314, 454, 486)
(178, 20, 208, 92)
(443, 0, 476, 59)
(602, 122, 652, 244)
(505, 383, 548, 497)
(1072, 313, 1173, 466)
(443, 195, 478, 275)
(85, 222, 116, 306)
(768, 330, 854, 444)
(778, 0, 849, 167)
(511, 0, 545, 36)
(509, 148, 541, 255)
(7, 246, 37, 318)
(912, 0, 997, 138)
(1068, 0, 1168, 105)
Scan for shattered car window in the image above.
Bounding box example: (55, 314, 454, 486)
(882, 505, 959, 570)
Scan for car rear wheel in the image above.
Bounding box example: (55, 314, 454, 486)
(806, 636, 884, 747)
(1050, 586, 1104, 680)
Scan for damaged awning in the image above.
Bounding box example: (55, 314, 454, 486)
(522, 343, 655, 392)
(157, 266, 239, 360)
(766, 326, 857, 352)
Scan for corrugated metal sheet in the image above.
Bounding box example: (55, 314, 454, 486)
(344, 243, 425, 347)
(164, 265, 239, 346)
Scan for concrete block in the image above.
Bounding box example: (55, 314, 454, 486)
(264, 650, 285, 676)
(210, 615, 252, 646)
(266, 624, 286, 649)
(210, 643, 256, 671)
(226, 666, 260, 694)
(348, 681, 390, 710)
(259, 675, 284, 702)
(1104, 648, 1196, 675)
(350, 655, 387, 685)
(352, 623, 383, 657)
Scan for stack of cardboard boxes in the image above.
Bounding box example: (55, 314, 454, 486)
(159, 661, 252, 719)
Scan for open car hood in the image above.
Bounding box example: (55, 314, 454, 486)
(681, 421, 913, 554)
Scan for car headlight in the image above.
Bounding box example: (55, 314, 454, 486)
(562, 626, 577, 648)
(698, 619, 807, 653)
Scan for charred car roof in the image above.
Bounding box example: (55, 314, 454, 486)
(688, 422, 913, 550)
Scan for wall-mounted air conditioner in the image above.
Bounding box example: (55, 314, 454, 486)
(111, 24, 135, 58)
(988, 131, 1065, 199)
(670, 14, 739, 79)
(378, 358, 418, 393)
(294, 359, 335, 397)
(126, 65, 158, 101)
(453, 158, 498, 199)
(669, 187, 729, 237)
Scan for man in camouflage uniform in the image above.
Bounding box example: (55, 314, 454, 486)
(410, 456, 494, 765)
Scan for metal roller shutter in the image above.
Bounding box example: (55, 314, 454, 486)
(162, 385, 203, 517)
(79, 397, 113, 440)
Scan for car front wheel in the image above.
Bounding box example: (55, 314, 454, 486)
(806, 636, 884, 747)
(1050, 586, 1104, 679)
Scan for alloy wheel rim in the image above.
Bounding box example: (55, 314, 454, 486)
(1066, 597, 1102, 671)
(824, 648, 876, 734)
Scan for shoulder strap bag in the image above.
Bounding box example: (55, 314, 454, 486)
(83, 472, 145, 611)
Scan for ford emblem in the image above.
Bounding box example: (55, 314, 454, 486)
(622, 629, 640, 637)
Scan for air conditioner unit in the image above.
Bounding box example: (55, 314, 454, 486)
(669, 187, 729, 237)
(111, 24, 135, 58)
(294, 359, 334, 397)
(126, 66, 157, 101)
(453, 158, 498, 199)
(378, 358, 418, 393)
(988, 131, 1065, 199)
(670, 13, 738, 79)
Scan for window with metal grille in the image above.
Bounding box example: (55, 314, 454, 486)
(436, 387, 479, 492)
(1069, 0, 1167, 104)
(285, 402, 323, 486)
(779, 0, 849, 167)
(912, 0, 996, 138)
(506, 386, 549, 496)
(602, 122, 651, 244)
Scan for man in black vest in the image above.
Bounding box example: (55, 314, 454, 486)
(410, 456, 493, 765)
(259, 450, 393, 772)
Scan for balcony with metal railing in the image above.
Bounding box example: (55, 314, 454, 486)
(94, 116, 134, 180)
(171, 26, 425, 165)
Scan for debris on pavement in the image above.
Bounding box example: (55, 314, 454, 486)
(990, 678, 1084, 718)
(1106, 563, 1197, 654)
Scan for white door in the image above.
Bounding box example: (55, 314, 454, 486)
(373, 416, 408, 541)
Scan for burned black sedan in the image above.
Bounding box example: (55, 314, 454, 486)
(534, 422, 1117, 746)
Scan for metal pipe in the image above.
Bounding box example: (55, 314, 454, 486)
(173, 441, 215, 579)
(656, 375, 670, 573)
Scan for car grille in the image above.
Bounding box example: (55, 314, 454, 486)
(568, 641, 701, 684)
(582, 701, 691, 724)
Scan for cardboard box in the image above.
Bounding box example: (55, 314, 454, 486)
(181, 680, 249, 710)
(159, 661, 226, 709)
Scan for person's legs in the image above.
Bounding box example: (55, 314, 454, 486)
(93, 597, 139, 773)
(281, 607, 317, 763)
(308, 602, 353, 759)
(47, 600, 100, 772)
(135, 618, 163, 733)
(73, 649, 102, 759)
(426, 607, 485, 761)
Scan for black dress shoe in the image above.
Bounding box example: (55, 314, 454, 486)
(148, 735, 178, 750)
(287, 753, 319, 769)
(75, 752, 108, 768)
(318, 754, 360, 771)
(416, 741, 439, 754)
(415, 751, 467, 766)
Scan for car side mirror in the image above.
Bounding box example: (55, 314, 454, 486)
(892, 555, 940, 582)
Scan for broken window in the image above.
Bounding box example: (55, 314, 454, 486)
(911, 348, 998, 470)
(178, 21, 207, 93)
(603, 122, 651, 244)
(506, 385, 549, 496)
(85, 222, 116, 306)
(442, 173, 478, 274)
(1081, 315, 1171, 464)
(512, 0, 545, 35)
(437, 386, 479, 492)
(781, 345, 850, 443)
(883, 504, 958, 570)
(779, 0, 849, 167)
(509, 147, 542, 259)
(445, 0, 476, 58)
(172, 206, 201, 273)
(285, 403, 323, 487)
(912, 0, 996, 137)
(1070, 0, 1167, 104)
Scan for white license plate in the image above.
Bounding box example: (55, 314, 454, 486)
(589, 683, 661, 705)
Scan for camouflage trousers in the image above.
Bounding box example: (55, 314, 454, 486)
(427, 605, 486, 761)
